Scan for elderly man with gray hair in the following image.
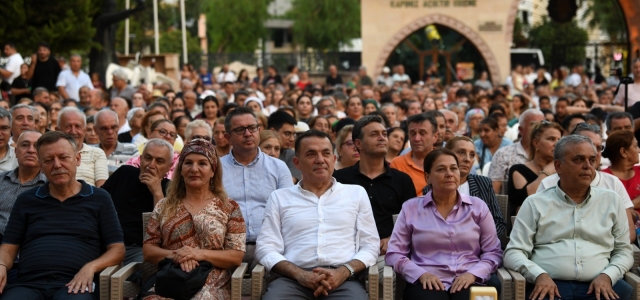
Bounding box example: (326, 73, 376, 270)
(110, 68, 136, 101)
(101, 138, 173, 263)
(505, 135, 634, 300)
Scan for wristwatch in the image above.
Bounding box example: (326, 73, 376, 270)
(539, 170, 551, 176)
(342, 263, 356, 280)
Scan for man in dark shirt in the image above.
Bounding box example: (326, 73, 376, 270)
(325, 64, 343, 87)
(26, 42, 61, 92)
(101, 138, 172, 264)
(333, 115, 416, 260)
(0, 131, 124, 299)
(261, 66, 283, 86)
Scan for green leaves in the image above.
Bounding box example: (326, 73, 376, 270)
(202, 0, 272, 53)
(289, 0, 360, 51)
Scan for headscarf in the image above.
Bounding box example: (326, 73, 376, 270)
(178, 138, 218, 174)
(363, 99, 379, 110)
(465, 108, 485, 124)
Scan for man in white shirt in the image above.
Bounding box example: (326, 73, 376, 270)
(256, 130, 379, 300)
(0, 108, 17, 172)
(56, 54, 94, 101)
(392, 64, 411, 85)
(536, 123, 636, 243)
(0, 43, 24, 89)
(565, 64, 583, 87)
(217, 64, 237, 83)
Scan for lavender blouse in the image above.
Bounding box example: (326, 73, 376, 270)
(385, 191, 503, 288)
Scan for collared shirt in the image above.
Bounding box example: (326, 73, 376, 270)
(385, 192, 503, 287)
(333, 162, 416, 239)
(0, 146, 17, 173)
(0, 168, 47, 232)
(3, 180, 123, 285)
(390, 151, 426, 196)
(117, 120, 131, 135)
(474, 138, 513, 168)
(488, 142, 528, 181)
(537, 171, 634, 209)
(3, 53, 23, 84)
(221, 149, 293, 242)
(56, 69, 94, 101)
(256, 179, 380, 270)
(76, 143, 108, 186)
(504, 186, 633, 284)
(97, 142, 138, 174)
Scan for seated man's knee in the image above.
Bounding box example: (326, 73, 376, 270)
(613, 279, 633, 300)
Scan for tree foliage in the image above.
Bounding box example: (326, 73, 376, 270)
(160, 30, 201, 55)
(512, 17, 529, 48)
(0, 0, 100, 55)
(115, 0, 178, 54)
(288, 0, 360, 51)
(201, 0, 272, 53)
(528, 18, 589, 68)
(582, 0, 627, 42)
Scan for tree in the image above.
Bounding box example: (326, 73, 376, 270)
(582, 0, 627, 42)
(512, 17, 529, 48)
(115, 0, 177, 55)
(201, 0, 272, 53)
(528, 18, 588, 68)
(288, 0, 360, 51)
(159, 30, 201, 55)
(0, 0, 100, 55)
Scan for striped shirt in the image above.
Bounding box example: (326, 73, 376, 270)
(76, 143, 108, 186)
(0, 168, 47, 233)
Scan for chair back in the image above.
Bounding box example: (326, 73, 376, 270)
(496, 194, 509, 224)
(392, 214, 398, 225)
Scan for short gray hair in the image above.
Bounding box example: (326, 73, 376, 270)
(10, 104, 36, 121)
(0, 107, 11, 123)
(127, 107, 144, 122)
(605, 112, 634, 132)
(94, 109, 119, 125)
(57, 107, 86, 129)
(143, 138, 174, 159)
(519, 108, 544, 126)
(112, 68, 128, 81)
(554, 135, 596, 162)
(185, 120, 212, 141)
(439, 108, 458, 125)
(33, 87, 49, 98)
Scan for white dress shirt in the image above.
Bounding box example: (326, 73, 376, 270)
(256, 178, 380, 271)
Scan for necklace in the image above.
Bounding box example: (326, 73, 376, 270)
(184, 196, 215, 210)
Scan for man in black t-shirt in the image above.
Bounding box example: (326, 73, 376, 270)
(0, 131, 124, 299)
(325, 64, 343, 87)
(101, 138, 172, 264)
(26, 42, 61, 93)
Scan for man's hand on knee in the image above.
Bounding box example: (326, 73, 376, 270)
(530, 273, 560, 300)
(588, 274, 618, 300)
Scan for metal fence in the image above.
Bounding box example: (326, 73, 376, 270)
(187, 51, 362, 74)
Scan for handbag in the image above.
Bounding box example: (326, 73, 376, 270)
(154, 257, 213, 300)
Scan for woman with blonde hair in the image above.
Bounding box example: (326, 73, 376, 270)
(143, 139, 246, 300)
(334, 125, 360, 170)
(259, 130, 282, 159)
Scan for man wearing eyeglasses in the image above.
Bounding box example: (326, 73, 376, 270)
(0, 108, 17, 173)
(268, 110, 302, 182)
(537, 123, 637, 243)
(0, 130, 46, 243)
(221, 107, 293, 268)
(94, 110, 138, 174)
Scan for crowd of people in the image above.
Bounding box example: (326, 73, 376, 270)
(0, 38, 639, 299)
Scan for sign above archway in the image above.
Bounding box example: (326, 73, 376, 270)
(362, 0, 520, 85)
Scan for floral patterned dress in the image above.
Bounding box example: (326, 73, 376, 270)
(143, 197, 246, 300)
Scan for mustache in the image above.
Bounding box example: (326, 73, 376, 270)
(51, 169, 69, 175)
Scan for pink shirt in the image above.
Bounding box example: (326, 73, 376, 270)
(385, 191, 502, 288)
(125, 152, 180, 179)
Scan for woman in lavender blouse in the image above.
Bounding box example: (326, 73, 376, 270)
(385, 148, 503, 300)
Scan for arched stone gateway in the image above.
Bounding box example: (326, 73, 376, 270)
(362, 0, 520, 85)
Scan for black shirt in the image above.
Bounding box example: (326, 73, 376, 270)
(101, 165, 169, 246)
(3, 180, 123, 286)
(31, 57, 61, 92)
(333, 162, 416, 238)
(325, 75, 343, 86)
(262, 75, 283, 86)
(118, 131, 133, 143)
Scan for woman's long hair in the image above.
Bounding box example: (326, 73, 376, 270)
(160, 151, 228, 221)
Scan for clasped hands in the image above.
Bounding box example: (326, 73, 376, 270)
(297, 266, 350, 297)
(172, 246, 203, 273)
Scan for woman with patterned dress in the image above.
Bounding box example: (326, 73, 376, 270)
(143, 138, 246, 300)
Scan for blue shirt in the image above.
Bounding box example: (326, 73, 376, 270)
(474, 138, 513, 168)
(200, 73, 213, 86)
(221, 149, 293, 242)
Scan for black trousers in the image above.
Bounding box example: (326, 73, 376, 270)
(0, 285, 96, 300)
(403, 283, 473, 300)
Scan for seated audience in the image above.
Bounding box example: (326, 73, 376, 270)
(334, 125, 360, 170)
(505, 135, 633, 300)
(386, 148, 502, 300)
(126, 119, 179, 179)
(0, 131, 124, 299)
(142, 139, 245, 299)
(259, 130, 282, 159)
(601, 130, 640, 213)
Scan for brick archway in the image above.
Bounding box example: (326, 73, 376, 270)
(374, 14, 504, 85)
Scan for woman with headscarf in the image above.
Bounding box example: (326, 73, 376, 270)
(143, 139, 246, 300)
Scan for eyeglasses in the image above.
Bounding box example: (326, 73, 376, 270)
(341, 140, 355, 149)
(571, 122, 601, 135)
(191, 135, 211, 141)
(282, 131, 296, 139)
(153, 128, 178, 139)
(0, 126, 9, 132)
(230, 124, 260, 135)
